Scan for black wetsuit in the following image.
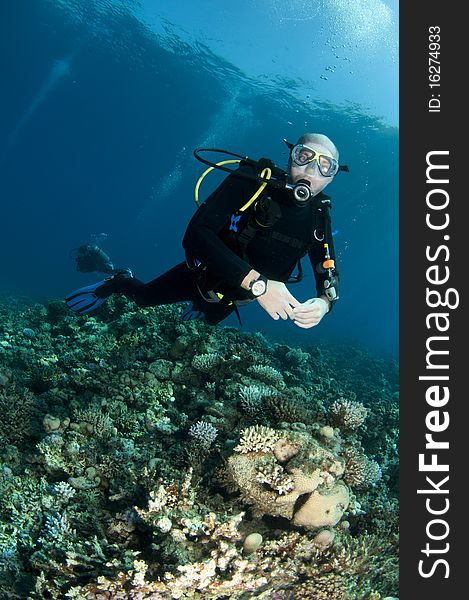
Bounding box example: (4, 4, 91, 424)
(113, 163, 337, 324)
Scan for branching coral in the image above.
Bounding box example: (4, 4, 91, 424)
(191, 352, 223, 373)
(188, 420, 218, 449)
(342, 446, 382, 489)
(72, 407, 115, 439)
(234, 425, 280, 454)
(255, 459, 294, 495)
(238, 384, 275, 416)
(0, 386, 39, 446)
(290, 574, 351, 599)
(329, 397, 368, 431)
(264, 394, 313, 424)
(247, 364, 285, 389)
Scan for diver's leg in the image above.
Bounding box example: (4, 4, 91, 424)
(80, 261, 238, 324)
(122, 263, 238, 324)
(112, 262, 198, 307)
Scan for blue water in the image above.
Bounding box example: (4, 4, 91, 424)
(0, 0, 398, 358)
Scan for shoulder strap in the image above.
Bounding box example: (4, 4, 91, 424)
(307, 194, 334, 249)
(287, 194, 334, 284)
(231, 193, 283, 259)
(321, 201, 337, 261)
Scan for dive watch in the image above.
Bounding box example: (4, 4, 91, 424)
(248, 274, 268, 298)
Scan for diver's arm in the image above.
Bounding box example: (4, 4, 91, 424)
(319, 294, 332, 309)
(183, 167, 261, 287)
(308, 243, 340, 303)
(289, 247, 338, 329)
(239, 270, 301, 320)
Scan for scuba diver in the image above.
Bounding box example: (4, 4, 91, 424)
(71, 243, 115, 275)
(65, 132, 347, 329)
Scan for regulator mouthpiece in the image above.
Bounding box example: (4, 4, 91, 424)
(291, 179, 312, 205)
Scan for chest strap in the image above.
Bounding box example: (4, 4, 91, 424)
(269, 230, 305, 249)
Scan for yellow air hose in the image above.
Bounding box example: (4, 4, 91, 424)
(194, 160, 272, 208)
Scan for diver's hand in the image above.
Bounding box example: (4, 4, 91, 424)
(291, 297, 329, 329)
(256, 280, 301, 320)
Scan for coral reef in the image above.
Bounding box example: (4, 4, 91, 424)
(0, 295, 399, 599)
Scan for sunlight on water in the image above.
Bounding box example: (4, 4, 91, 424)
(268, 0, 396, 53)
(268, 0, 324, 22)
(329, 0, 396, 52)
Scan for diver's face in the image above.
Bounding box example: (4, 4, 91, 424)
(289, 142, 336, 197)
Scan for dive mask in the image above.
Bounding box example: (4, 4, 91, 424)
(291, 144, 339, 177)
